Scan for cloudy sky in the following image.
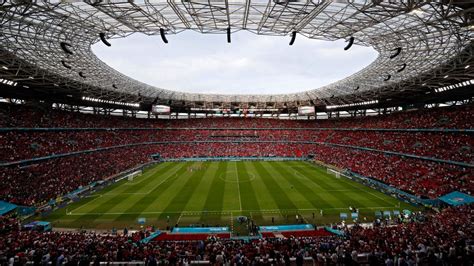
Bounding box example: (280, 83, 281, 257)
(92, 30, 378, 95)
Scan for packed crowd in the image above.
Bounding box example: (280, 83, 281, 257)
(0, 205, 472, 265)
(0, 147, 150, 206)
(0, 103, 472, 129)
(312, 146, 473, 199)
(1, 142, 472, 206)
(1, 129, 471, 163)
(0, 103, 472, 204)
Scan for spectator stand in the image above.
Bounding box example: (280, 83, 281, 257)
(163, 156, 306, 162)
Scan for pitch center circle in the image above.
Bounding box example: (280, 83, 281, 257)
(219, 171, 256, 183)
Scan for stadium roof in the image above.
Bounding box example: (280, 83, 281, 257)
(0, 0, 473, 108)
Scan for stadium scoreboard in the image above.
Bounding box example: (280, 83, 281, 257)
(298, 106, 315, 115)
(151, 105, 171, 114)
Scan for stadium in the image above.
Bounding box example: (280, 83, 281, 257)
(0, 0, 473, 265)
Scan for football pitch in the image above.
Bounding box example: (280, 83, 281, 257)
(45, 161, 416, 232)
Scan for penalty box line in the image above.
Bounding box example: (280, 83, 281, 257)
(66, 206, 397, 216)
(69, 165, 184, 214)
(66, 165, 176, 215)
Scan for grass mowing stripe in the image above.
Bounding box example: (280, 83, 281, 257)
(158, 162, 208, 221)
(122, 162, 171, 187)
(289, 163, 372, 209)
(253, 161, 298, 211)
(332, 174, 397, 207)
(301, 162, 399, 207)
(67, 162, 178, 225)
(141, 162, 196, 213)
(220, 162, 241, 213)
(184, 162, 220, 211)
(243, 162, 280, 211)
(88, 163, 183, 225)
(45, 161, 417, 229)
(260, 162, 313, 210)
(237, 162, 263, 221)
(71, 166, 159, 212)
(300, 163, 398, 209)
(272, 161, 334, 209)
(199, 162, 227, 222)
(234, 162, 243, 211)
(113, 162, 193, 223)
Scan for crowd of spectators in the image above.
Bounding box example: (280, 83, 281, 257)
(1, 129, 471, 163)
(0, 103, 472, 204)
(1, 142, 471, 206)
(0, 103, 472, 129)
(0, 103, 473, 264)
(0, 205, 472, 265)
(312, 146, 473, 199)
(0, 147, 150, 206)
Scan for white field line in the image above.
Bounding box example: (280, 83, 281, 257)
(99, 193, 148, 196)
(293, 162, 394, 205)
(340, 176, 395, 205)
(142, 165, 184, 194)
(69, 195, 103, 214)
(234, 162, 243, 211)
(176, 212, 183, 224)
(124, 165, 163, 185)
(70, 164, 181, 214)
(291, 168, 326, 190)
(66, 206, 396, 216)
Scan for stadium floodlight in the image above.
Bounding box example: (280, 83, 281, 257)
(0, 78, 17, 86)
(82, 96, 140, 107)
(159, 28, 168, 44)
(60, 42, 73, 55)
(344, 36, 354, 50)
(390, 47, 402, 59)
(326, 100, 378, 109)
(434, 79, 472, 93)
(397, 63, 407, 72)
(227, 27, 231, 43)
(99, 33, 111, 47)
(61, 60, 72, 69)
(289, 31, 296, 45)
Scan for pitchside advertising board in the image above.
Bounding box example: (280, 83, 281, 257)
(298, 106, 315, 116)
(151, 105, 171, 114)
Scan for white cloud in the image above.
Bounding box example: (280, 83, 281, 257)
(92, 31, 378, 95)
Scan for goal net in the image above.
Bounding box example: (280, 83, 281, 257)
(327, 168, 341, 178)
(126, 170, 142, 181)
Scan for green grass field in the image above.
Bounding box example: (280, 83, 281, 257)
(44, 161, 416, 232)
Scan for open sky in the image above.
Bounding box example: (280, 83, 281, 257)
(92, 30, 378, 95)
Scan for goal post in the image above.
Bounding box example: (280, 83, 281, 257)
(327, 168, 341, 178)
(126, 170, 142, 181)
